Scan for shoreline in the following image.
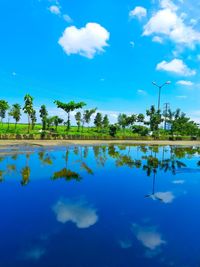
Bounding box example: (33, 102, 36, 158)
(0, 139, 200, 148)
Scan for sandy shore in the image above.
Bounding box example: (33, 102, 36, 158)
(0, 139, 200, 148)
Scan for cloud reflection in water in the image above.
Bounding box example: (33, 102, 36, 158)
(53, 198, 98, 229)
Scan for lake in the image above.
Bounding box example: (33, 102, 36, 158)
(0, 144, 200, 267)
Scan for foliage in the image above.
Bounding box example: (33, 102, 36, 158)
(75, 111, 82, 132)
(83, 108, 97, 130)
(146, 105, 163, 133)
(30, 110, 37, 130)
(10, 104, 21, 129)
(39, 105, 48, 131)
(23, 94, 34, 133)
(102, 115, 109, 129)
(52, 168, 82, 182)
(0, 100, 9, 123)
(109, 124, 118, 137)
(94, 112, 102, 131)
(132, 125, 149, 136)
(54, 100, 86, 132)
(118, 113, 127, 130)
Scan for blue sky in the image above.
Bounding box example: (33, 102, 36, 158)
(1, 0, 200, 122)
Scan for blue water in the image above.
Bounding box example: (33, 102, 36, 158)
(0, 145, 200, 267)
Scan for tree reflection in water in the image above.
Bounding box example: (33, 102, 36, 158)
(52, 149, 82, 182)
(0, 145, 199, 189)
(21, 153, 31, 186)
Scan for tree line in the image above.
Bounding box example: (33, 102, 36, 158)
(0, 94, 199, 138)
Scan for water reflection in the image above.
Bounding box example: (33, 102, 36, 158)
(0, 145, 200, 187)
(0, 145, 200, 267)
(53, 198, 98, 228)
(132, 224, 166, 251)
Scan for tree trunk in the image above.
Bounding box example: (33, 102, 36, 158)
(28, 115, 30, 133)
(67, 112, 70, 133)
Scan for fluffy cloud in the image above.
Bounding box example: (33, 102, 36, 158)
(160, 0, 178, 11)
(153, 191, 175, 203)
(49, 5, 61, 15)
(129, 6, 147, 20)
(156, 59, 196, 76)
(53, 198, 98, 228)
(143, 0, 200, 48)
(176, 80, 194, 86)
(132, 224, 166, 250)
(58, 23, 110, 59)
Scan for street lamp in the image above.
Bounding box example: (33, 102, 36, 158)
(152, 81, 171, 110)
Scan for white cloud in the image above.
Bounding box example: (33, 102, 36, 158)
(143, 0, 200, 48)
(137, 89, 147, 95)
(176, 95, 187, 99)
(58, 23, 110, 59)
(172, 179, 185, 184)
(53, 198, 98, 228)
(132, 224, 166, 250)
(63, 14, 73, 23)
(160, 0, 178, 11)
(156, 59, 196, 76)
(152, 36, 163, 43)
(176, 80, 193, 86)
(49, 5, 61, 15)
(129, 6, 147, 20)
(154, 191, 175, 203)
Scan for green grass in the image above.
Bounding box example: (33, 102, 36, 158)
(0, 123, 198, 141)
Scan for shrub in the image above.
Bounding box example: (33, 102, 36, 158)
(132, 125, 149, 136)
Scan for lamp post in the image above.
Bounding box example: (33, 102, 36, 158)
(152, 81, 171, 111)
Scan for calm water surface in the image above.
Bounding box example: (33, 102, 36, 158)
(0, 145, 200, 267)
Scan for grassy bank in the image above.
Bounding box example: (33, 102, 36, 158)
(0, 123, 199, 141)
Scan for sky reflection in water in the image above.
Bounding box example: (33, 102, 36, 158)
(0, 145, 200, 267)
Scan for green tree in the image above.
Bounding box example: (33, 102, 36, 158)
(52, 116, 64, 131)
(75, 112, 82, 132)
(102, 115, 109, 129)
(23, 94, 34, 133)
(30, 110, 37, 130)
(126, 114, 137, 128)
(0, 100, 9, 124)
(83, 108, 97, 131)
(39, 105, 48, 131)
(166, 108, 199, 138)
(109, 124, 118, 137)
(137, 113, 145, 124)
(10, 104, 21, 129)
(118, 114, 127, 131)
(54, 100, 86, 132)
(146, 105, 162, 133)
(94, 112, 102, 132)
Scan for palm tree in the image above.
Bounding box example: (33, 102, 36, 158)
(23, 94, 34, 133)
